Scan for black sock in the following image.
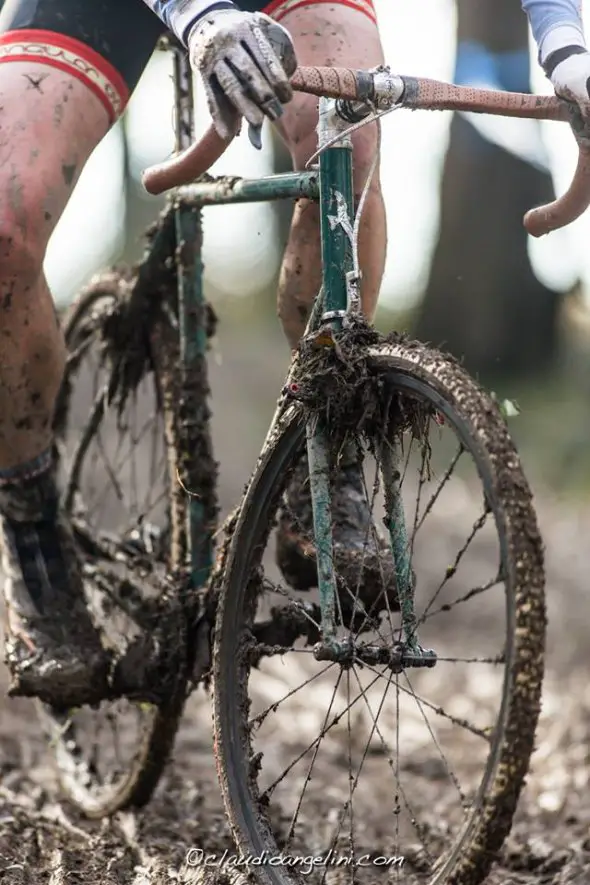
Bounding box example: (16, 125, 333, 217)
(0, 448, 59, 523)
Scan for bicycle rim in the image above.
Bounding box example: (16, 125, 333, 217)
(212, 339, 545, 885)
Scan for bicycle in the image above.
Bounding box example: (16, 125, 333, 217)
(37, 38, 586, 883)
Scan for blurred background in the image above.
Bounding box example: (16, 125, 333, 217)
(37, 0, 590, 497)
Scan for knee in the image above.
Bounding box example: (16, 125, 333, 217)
(286, 96, 322, 170)
(351, 123, 382, 195)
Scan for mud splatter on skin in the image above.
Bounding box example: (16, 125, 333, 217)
(0, 64, 111, 468)
(8, 169, 28, 240)
(1, 281, 15, 311)
(61, 163, 77, 186)
(24, 73, 48, 92)
(0, 141, 14, 166)
(43, 191, 58, 222)
(54, 102, 64, 128)
(0, 236, 13, 258)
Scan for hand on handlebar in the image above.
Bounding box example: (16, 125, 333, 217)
(550, 51, 590, 141)
(187, 8, 297, 149)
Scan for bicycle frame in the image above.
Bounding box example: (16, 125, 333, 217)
(168, 45, 417, 662)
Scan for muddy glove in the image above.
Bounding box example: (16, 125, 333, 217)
(187, 8, 298, 149)
(547, 48, 590, 137)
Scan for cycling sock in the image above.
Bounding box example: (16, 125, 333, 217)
(0, 448, 59, 523)
(0, 449, 73, 613)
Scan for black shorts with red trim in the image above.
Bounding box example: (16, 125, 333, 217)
(0, 0, 166, 120)
(0, 0, 377, 123)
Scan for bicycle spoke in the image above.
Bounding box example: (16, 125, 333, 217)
(251, 661, 337, 730)
(423, 572, 504, 622)
(215, 341, 544, 885)
(358, 660, 491, 741)
(260, 669, 382, 800)
(402, 672, 465, 805)
(419, 505, 492, 623)
(285, 667, 343, 843)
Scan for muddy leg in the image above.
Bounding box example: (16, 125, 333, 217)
(274, 5, 387, 350)
(0, 60, 114, 706)
(0, 62, 109, 468)
(272, 5, 394, 598)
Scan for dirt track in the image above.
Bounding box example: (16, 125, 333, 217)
(2, 317, 590, 885)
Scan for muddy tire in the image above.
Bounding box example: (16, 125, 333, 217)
(38, 281, 189, 817)
(212, 338, 546, 885)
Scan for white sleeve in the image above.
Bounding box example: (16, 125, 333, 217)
(521, 0, 585, 62)
(141, 0, 237, 44)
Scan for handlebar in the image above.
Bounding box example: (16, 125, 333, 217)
(141, 65, 588, 237)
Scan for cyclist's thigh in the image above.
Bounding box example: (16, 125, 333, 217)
(0, 0, 165, 249)
(255, 0, 384, 158)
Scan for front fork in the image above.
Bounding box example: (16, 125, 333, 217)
(308, 98, 429, 667)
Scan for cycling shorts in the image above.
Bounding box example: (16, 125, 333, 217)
(0, 0, 376, 123)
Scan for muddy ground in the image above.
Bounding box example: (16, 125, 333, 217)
(1, 313, 590, 885)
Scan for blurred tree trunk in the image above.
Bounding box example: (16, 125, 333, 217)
(415, 0, 561, 379)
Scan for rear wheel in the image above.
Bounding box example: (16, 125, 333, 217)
(212, 338, 545, 885)
(39, 279, 189, 816)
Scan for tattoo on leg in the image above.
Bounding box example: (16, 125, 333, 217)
(24, 73, 49, 92)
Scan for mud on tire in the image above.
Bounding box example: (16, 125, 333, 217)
(211, 332, 546, 885)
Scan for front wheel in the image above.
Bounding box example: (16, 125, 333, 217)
(39, 279, 189, 817)
(212, 338, 545, 885)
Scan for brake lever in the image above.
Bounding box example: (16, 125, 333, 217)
(248, 122, 263, 150)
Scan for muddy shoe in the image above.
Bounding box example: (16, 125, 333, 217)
(275, 448, 399, 618)
(0, 469, 109, 709)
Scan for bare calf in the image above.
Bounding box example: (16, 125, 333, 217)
(272, 3, 395, 599)
(0, 62, 109, 469)
(275, 4, 387, 350)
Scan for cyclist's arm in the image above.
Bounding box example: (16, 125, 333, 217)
(141, 0, 239, 43)
(522, 0, 586, 69)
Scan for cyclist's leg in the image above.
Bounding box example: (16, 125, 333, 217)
(265, 0, 386, 350)
(0, 0, 165, 704)
(264, 1, 394, 595)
